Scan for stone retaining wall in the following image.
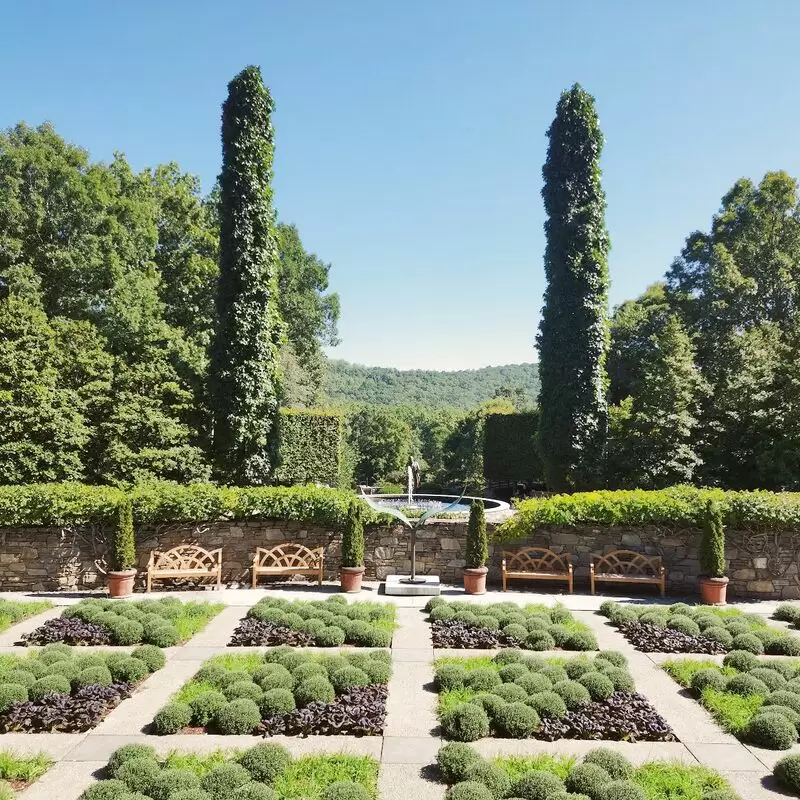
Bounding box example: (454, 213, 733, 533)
(0, 519, 796, 599)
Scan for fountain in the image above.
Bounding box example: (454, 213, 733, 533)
(359, 459, 510, 596)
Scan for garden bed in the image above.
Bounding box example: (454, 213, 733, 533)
(79, 742, 378, 800)
(664, 651, 800, 749)
(434, 650, 674, 742)
(426, 599, 598, 651)
(229, 596, 395, 648)
(21, 597, 224, 647)
(600, 600, 800, 655)
(0, 599, 52, 634)
(0, 644, 165, 732)
(434, 742, 741, 800)
(153, 647, 391, 736)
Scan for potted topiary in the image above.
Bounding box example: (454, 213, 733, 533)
(340, 499, 366, 593)
(699, 499, 728, 605)
(463, 499, 488, 594)
(108, 497, 137, 598)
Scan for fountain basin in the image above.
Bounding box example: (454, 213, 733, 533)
(371, 493, 510, 517)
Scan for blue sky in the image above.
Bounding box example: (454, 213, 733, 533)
(2, 2, 800, 369)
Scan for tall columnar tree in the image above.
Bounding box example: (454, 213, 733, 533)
(209, 66, 283, 484)
(537, 84, 610, 491)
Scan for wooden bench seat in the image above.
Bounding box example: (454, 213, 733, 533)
(501, 547, 573, 593)
(252, 543, 324, 588)
(590, 549, 665, 597)
(146, 545, 222, 592)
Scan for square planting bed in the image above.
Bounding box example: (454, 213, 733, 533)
(664, 651, 800, 750)
(21, 597, 224, 647)
(77, 742, 378, 800)
(600, 600, 800, 655)
(0, 644, 166, 732)
(153, 647, 391, 736)
(434, 742, 742, 800)
(230, 596, 396, 648)
(434, 650, 674, 742)
(425, 598, 598, 651)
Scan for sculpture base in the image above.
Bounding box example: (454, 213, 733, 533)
(384, 574, 441, 596)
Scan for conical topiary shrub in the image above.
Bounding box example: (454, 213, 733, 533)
(108, 497, 137, 597)
(464, 500, 488, 594)
(340, 499, 366, 593)
(698, 500, 728, 604)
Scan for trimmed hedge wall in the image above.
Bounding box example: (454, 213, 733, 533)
(273, 409, 344, 488)
(0, 483, 383, 529)
(497, 486, 800, 541)
(482, 411, 542, 484)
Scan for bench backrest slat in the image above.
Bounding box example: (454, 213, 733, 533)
(592, 549, 662, 577)
(254, 544, 323, 569)
(502, 547, 571, 574)
(150, 545, 221, 571)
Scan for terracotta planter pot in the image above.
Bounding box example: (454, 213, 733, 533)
(108, 569, 137, 598)
(463, 566, 489, 595)
(340, 566, 365, 593)
(699, 575, 729, 605)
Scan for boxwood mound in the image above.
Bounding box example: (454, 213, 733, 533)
(79, 744, 379, 800)
(0, 644, 165, 732)
(230, 596, 396, 648)
(435, 743, 742, 800)
(434, 650, 673, 742)
(426, 599, 598, 651)
(154, 648, 392, 736)
(600, 601, 800, 656)
(664, 652, 800, 749)
(22, 597, 224, 647)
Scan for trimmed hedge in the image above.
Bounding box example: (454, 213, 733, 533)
(272, 409, 345, 488)
(482, 412, 542, 485)
(0, 483, 387, 529)
(498, 486, 800, 540)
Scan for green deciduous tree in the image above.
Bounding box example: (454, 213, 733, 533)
(209, 66, 283, 484)
(346, 406, 411, 484)
(0, 294, 88, 482)
(537, 84, 610, 491)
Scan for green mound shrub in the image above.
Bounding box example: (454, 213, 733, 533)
(153, 702, 192, 734)
(494, 702, 540, 738)
(436, 742, 484, 783)
(441, 703, 491, 742)
(238, 742, 292, 783)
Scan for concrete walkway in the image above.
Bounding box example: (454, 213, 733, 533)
(0, 588, 795, 799)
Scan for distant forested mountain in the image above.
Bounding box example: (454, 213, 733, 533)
(323, 360, 540, 409)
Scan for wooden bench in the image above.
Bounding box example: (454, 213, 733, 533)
(146, 545, 222, 592)
(251, 543, 324, 588)
(590, 549, 665, 597)
(501, 547, 574, 593)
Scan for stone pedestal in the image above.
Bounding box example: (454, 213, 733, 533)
(384, 574, 441, 596)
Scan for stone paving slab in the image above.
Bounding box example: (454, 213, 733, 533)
(745, 742, 800, 769)
(0, 733, 84, 760)
(381, 736, 441, 765)
(377, 764, 445, 800)
(19, 760, 105, 800)
(722, 770, 790, 800)
(92, 660, 202, 735)
(685, 742, 767, 772)
(384, 663, 438, 738)
(391, 648, 434, 663)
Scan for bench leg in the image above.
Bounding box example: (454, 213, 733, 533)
(318, 566, 323, 586)
(217, 568, 222, 591)
(252, 567, 257, 590)
(590, 573, 595, 595)
(568, 573, 573, 594)
(502, 571, 507, 592)
(146, 570, 152, 593)
(660, 578, 665, 598)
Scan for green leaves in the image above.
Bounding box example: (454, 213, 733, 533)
(465, 500, 488, 569)
(209, 66, 282, 485)
(537, 84, 610, 492)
